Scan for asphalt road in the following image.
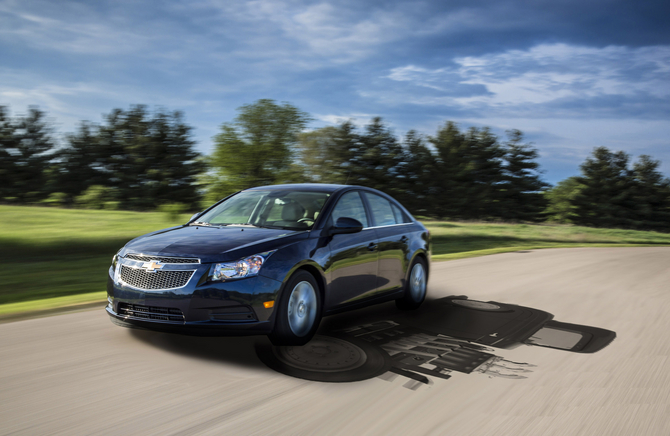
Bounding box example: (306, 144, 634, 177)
(1, 247, 668, 435)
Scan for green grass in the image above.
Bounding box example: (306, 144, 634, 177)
(0, 291, 107, 316)
(1, 205, 669, 315)
(0, 205, 191, 309)
(425, 220, 670, 260)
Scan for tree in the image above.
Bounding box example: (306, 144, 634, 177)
(344, 117, 404, 195)
(55, 121, 106, 202)
(545, 177, 584, 223)
(55, 106, 202, 209)
(207, 99, 309, 200)
(0, 107, 55, 202)
(0, 107, 16, 200)
(428, 121, 471, 218)
(499, 130, 548, 221)
(395, 130, 439, 216)
(429, 122, 506, 219)
(573, 147, 636, 228)
(296, 125, 351, 184)
(463, 126, 506, 218)
(630, 155, 670, 231)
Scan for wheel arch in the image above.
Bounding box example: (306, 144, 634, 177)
(294, 263, 326, 304)
(408, 250, 430, 282)
(275, 261, 326, 312)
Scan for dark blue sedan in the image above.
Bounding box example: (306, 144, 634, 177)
(106, 184, 430, 345)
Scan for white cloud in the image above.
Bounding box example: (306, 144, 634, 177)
(0, 0, 158, 55)
(386, 66, 455, 91)
(385, 43, 670, 115)
(0, 68, 200, 140)
(284, 3, 408, 61)
(455, 44, 670, 106)
(313, 112, 377, 127)
(175, 0, 427, 65)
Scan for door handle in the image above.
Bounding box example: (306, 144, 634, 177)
(368, 243, 378, 251)
(400, 235, 409, 243)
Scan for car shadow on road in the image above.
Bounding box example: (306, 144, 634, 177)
(124, 298, 405, 371)
(129, 329, 268, 370)
(127, 295, 616, 390)
(257, 295, 617, 389)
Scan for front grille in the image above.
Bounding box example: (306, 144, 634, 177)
(118, 303, 184, 323)
(124, 254, 200, 264)
(120, 265, 194, 290)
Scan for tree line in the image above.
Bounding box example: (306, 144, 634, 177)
(0, 105, 201, 210)
(1, 100, 669, 231)
(546, 148, 670, 232)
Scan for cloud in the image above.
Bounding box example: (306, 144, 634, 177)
(383, 43, 670, 119)
(168, 0, 444, 66)
(1, 0, 669, 183)
(0, 0, 161, 56)
(313, 112, 378, 128)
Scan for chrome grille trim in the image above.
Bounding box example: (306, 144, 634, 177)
(118, 303, 184, 323)
(124, 254, 201, 264)
(119, 265, 195, 290)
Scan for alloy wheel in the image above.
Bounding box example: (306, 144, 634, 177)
(287, 281, 317, 337)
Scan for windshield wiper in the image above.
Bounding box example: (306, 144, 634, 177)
(203, 223, 259, 227)
(190, 221, 212, 226)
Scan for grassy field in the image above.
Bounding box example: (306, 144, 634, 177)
(1, 205, 669, 314)
(426, 220, 670, 260)
(0, 205, 192, 311)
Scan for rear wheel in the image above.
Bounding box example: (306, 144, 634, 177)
(396, 257, 427, 310)
(269, 270, 322, 346)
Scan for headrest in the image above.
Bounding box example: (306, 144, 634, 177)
(281, 202, 305, 221)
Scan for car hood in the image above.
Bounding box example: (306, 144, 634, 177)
(122, 225, 307, 262)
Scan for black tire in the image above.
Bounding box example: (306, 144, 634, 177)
(269, 270, 322, 346)
(396, 257, 428, 310)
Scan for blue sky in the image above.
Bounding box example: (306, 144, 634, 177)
(1, 0, 669, 185)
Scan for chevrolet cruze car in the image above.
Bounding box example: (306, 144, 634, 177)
(106, 184, 430, 345)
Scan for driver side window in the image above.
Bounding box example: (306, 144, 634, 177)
(330, 191, 369, 227)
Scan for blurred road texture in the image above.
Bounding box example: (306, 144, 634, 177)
(1, 247, 668, 435)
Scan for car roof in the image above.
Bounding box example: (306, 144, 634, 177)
(245, 183, 356, 193)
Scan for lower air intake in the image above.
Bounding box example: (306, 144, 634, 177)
(118, 303, 184, 323)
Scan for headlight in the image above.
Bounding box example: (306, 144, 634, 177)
(111, 250, 122, 283)
(209, 251, 276, 281)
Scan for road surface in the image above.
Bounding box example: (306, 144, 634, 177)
(1, 247, 668, 435)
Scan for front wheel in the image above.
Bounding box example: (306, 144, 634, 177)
(269, 270, 322, 346)
(396, 257, 427, 310)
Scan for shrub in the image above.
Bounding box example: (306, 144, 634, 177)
(42, 192, 68, 207)
(75, 186, 114, 209)
(158, 202, 188, 221)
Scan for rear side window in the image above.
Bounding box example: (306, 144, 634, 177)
(364, 193, 398, 226)
(330, 191, 369, 227)
(391, 203, 411, 224)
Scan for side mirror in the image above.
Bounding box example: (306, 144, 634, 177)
(189, 212, 202, 222)
(329, 217, 364, 235)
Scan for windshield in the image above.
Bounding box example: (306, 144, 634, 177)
(195, 190, 330, 230)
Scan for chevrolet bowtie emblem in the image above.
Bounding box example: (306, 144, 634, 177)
(142, 260, 165, 272)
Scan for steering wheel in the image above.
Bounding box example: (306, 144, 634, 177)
(297, 218, 314, 223)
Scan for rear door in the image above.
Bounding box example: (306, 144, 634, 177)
(362, 192, 412, 293)
(325, 191, 380, 309)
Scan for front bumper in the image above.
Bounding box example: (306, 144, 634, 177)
(106, 262, 283, 336)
